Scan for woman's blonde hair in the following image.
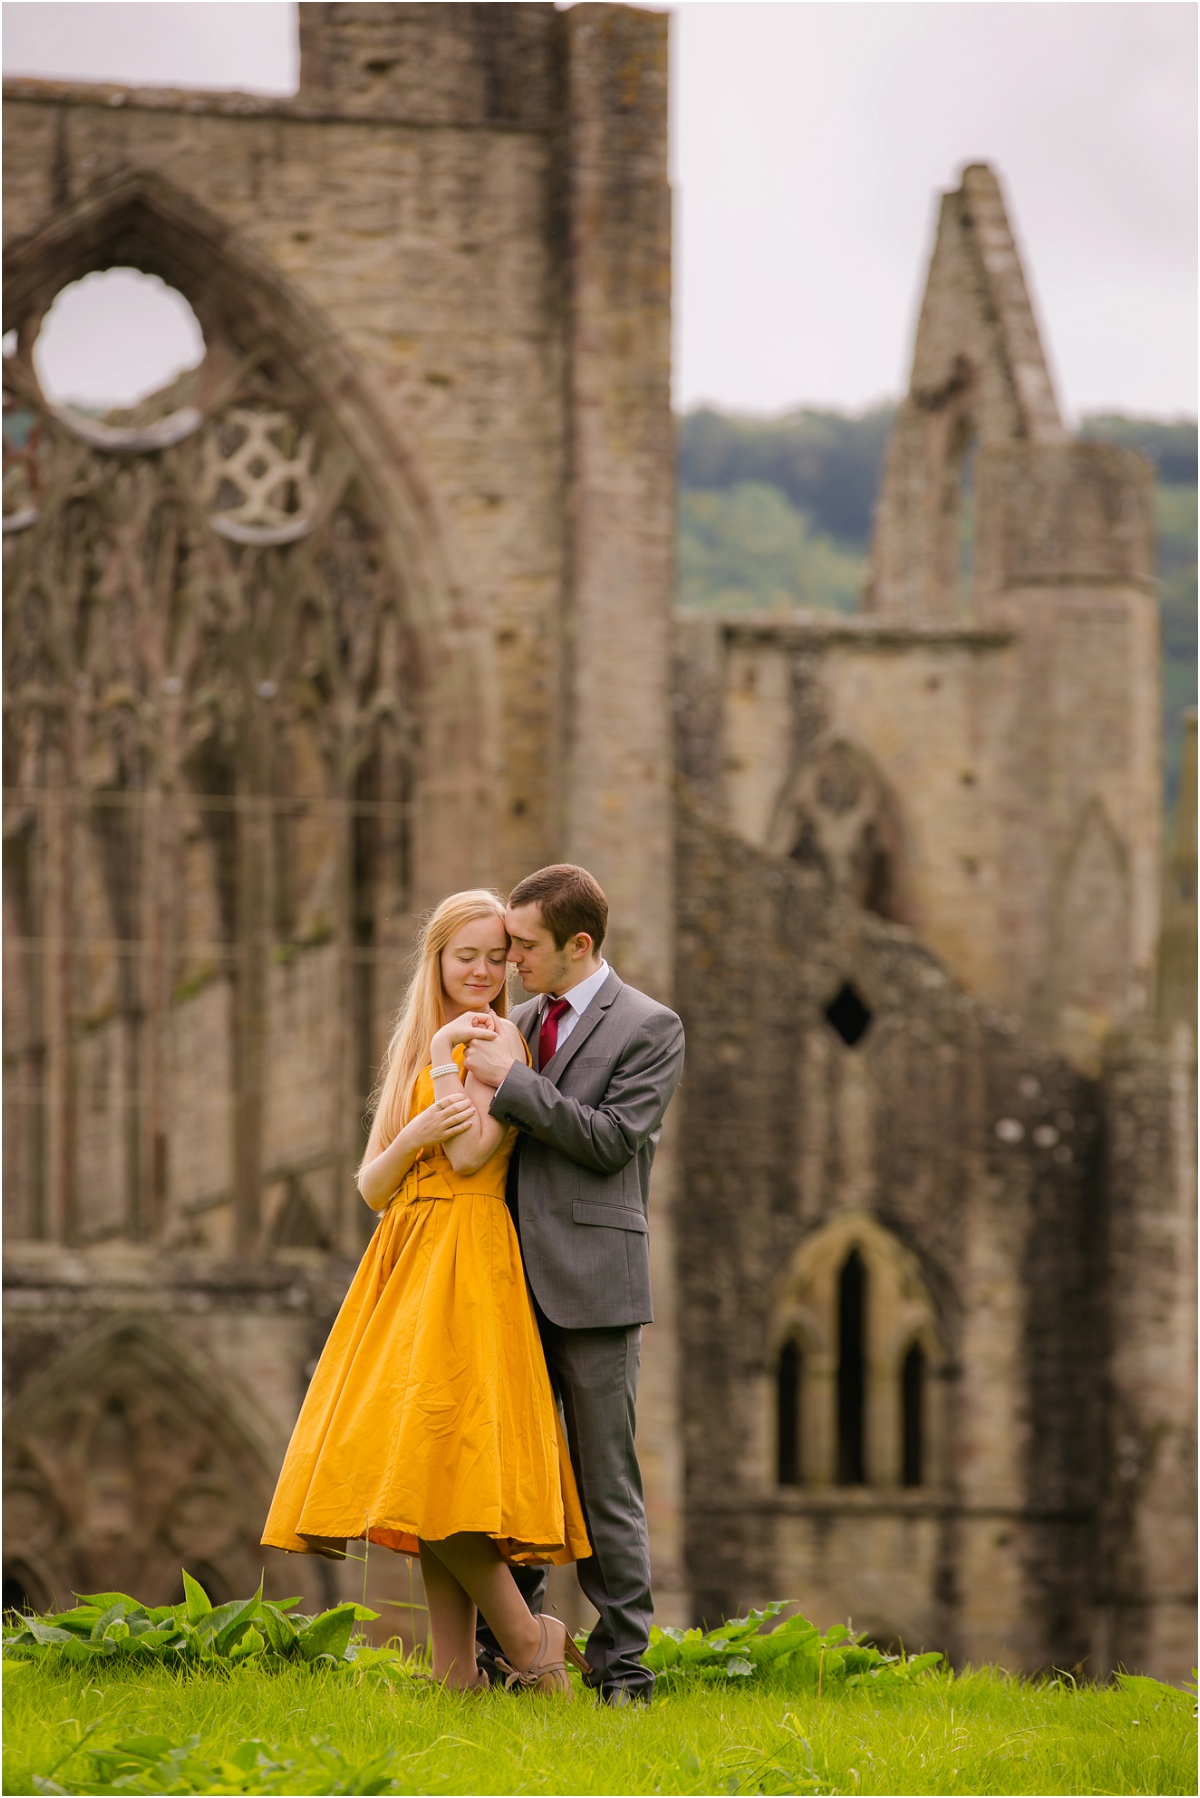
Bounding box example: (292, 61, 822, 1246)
(363, 888, 509, 1160)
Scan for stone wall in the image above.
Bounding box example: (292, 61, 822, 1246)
(675, 795, 1105, 1670)
(2, 1, 677, 1628)
(670, 162, 1194, 1682)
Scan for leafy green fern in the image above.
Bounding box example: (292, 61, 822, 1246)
(1, 1570, 407, 1677)
(641, 1601, 941, 1691)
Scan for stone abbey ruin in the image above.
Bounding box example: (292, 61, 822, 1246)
(3, 3, 1195, 1682)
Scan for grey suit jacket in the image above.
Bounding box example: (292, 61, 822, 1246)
(488, 970, 685, 1329)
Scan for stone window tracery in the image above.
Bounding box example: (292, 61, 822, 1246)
(201, 407, 319, 545)
(3, 247, 416, 1257)
(767, 1214, 944, 1494)
(1, 1325, 279, 1611)
(769, 739, 910, 926)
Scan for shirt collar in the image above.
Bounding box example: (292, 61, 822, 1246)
(545, 959, 610, 1017)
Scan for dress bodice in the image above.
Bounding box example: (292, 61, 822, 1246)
(399, 1041, 522, 1205)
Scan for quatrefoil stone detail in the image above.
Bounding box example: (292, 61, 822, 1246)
(202, 406, 318, 546)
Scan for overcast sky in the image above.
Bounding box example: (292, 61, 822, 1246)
(4, 0, 1195, 421)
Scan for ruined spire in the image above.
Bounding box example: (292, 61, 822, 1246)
(865, 163, 1070, 618)
(910, 163, 1067, 446)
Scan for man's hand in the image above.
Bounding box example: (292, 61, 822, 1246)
(462, 1031, 518, 1089)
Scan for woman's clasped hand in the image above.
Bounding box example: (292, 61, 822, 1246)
(410, 1089, 477, 1146)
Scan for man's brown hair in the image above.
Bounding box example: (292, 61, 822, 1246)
(508, 864, 609, 953)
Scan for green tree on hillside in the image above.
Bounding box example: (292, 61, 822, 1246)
(678, 482, 863, 614)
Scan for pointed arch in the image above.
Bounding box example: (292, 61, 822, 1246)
(4, 171, 500, 1254)
(3, 167, 493, 866)
(1054, 797, 1132, 1061)
(765, 1212, 945, 1492)
(3, 1319, 282, 1609)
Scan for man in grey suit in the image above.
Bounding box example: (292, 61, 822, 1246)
(463, 864, 685, 1704)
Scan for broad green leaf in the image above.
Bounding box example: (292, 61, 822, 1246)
(230, 1740, 268, 1772)
(296, 1601, 357, 1663)
(260, 1602, 299, 1653)
(42, 1606, 101, 1635)
(725, 1655, 754, 1677)
(124, 1627, 180, 1654)
(111, 1736, 177, 1760)
(779, 1623, 818, 1644)
(19, 1620, 77, 1647)
(89, 1602, 129, 1642)
(181, 1568, 213, 1624)
(72, 1590, 139, 1609)
(230, 1624, 266, 1659)
(213, 1580, 264, 1656)
(1115, 1670, 1186, 1704)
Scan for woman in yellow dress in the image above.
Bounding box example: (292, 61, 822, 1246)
(262, 890, 591, 1694)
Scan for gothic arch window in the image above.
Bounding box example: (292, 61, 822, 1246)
(1054, 799, 1132, 1064)
(3, 173, 484, 1256)
(767, 1214, 944, 1494)
(836, 1249, 867, 1484)
(776, 1335, 803, 1487)
(900, 1339, 926, 1488)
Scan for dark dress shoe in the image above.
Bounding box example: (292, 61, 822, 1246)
(475, 1646, 504, 1689)
(601, 1683, 652, 1707)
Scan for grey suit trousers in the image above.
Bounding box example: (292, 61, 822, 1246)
(482, 1307, 653, 1697)
(475, 971, 681, 1695)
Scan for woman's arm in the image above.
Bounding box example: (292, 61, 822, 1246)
(432, 1016, 523, 1176)
(357, 1088, 477, 1210)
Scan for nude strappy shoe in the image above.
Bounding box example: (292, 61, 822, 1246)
(497, 1614, 591, 1697)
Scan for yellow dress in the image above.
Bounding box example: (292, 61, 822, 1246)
(262, 1047, 590, 1565)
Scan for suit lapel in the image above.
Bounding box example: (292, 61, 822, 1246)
(510, 997, 540, 1068)
(543, 970, 622, 1084)
(513, 998, 539, 1048)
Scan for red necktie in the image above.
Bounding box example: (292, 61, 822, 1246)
(538, 997, 572, 1070)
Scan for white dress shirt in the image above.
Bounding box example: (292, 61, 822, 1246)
(540, 959, 610, 1053)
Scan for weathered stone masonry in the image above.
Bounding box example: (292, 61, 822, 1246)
(673, 164, 1194, 1681)
(3, 10, 1193, 1680)
(3, 1, 680, 1629)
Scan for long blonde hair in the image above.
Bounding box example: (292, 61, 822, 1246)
(364, 888, 509, 1161)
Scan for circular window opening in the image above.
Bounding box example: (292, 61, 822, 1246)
(34, 268, 205, 413)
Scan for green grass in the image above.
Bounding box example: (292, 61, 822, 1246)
(3, 1658, 1194, 1795)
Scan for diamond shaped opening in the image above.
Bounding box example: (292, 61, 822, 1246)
(823, 980, 873, 1048)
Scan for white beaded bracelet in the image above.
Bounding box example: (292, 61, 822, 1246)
(429, 1063, 460, 1080)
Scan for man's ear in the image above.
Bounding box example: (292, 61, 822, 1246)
(570, 931, 594, 960)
